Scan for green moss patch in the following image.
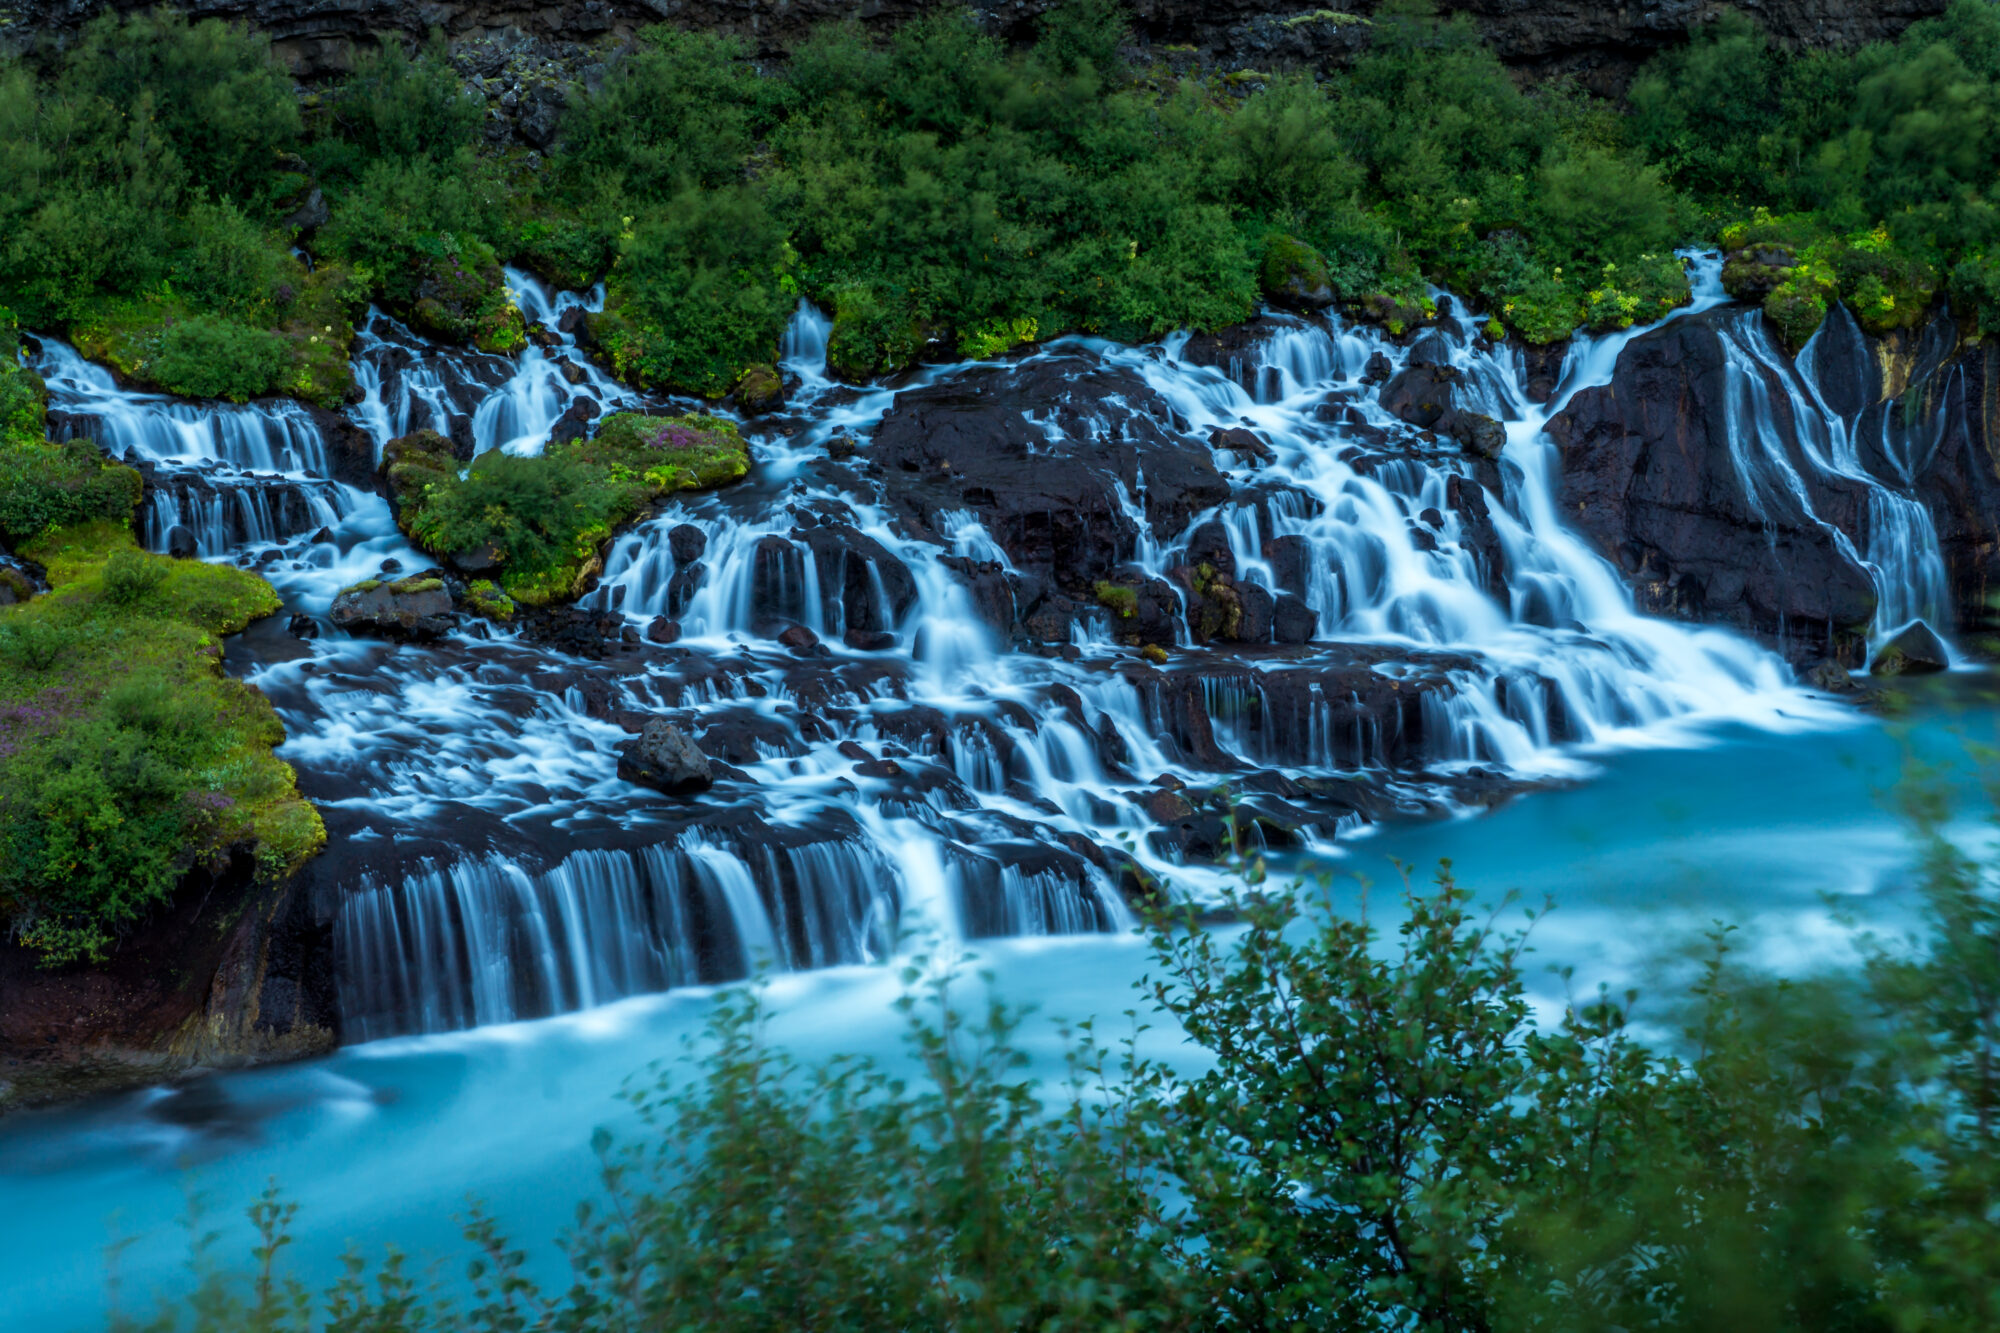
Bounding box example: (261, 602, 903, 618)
(392, 413, 749, 606)
(0, 521, 319, 967)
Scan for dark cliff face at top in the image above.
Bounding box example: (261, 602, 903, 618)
(0, 0, 1947, 81)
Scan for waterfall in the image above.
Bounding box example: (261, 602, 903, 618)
(29, 253, 1939, 1044)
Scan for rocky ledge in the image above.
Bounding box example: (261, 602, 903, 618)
(0, 852, 337, 1113)
(0, 0, 1946, 89)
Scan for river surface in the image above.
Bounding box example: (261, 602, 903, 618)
(4, 256, 1991, 1328)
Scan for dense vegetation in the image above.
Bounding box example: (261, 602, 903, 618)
(377, 413, 748, 605)
(114, 776, 2000, 1330)
(13, 0, 2000, 405)
(0, 518, 322, 965)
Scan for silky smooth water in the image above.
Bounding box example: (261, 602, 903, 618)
(4, 255, 1986, 1327)
(3, 686, 1994, 1331)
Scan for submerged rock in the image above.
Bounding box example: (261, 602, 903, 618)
(617, 718, 714, 794)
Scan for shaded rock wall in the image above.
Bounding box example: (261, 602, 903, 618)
(0, 0, 1947, 82)
(0, 853, 337, 1113)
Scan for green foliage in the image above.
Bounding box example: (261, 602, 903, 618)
(396, 415, 748, 604)
(594, 187, 792, 396)
(0, 351, 143, 541)
(325, 34, 481, 168)
(559, 30, 780, 202)
(125, 790, 2000, 1328)
(138, 314, 292, 401)
(57, 9, 300, 209)
(0, 522, 313, 967)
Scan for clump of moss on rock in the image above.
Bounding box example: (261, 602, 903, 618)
(0, 520, 319, 967)
(386, 413, 749, 606)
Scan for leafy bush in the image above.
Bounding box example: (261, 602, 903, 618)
(0, 440, 143, 544)
(101, 548, 169, 605)
(397, 414, 748, 603)
(139, 315, 291, 401)
(594, 187, 792, 395)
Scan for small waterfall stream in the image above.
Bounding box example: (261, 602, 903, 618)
(25, 257, 1946, 1041)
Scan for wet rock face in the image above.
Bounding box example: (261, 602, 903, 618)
(617, 718, 714, 794)
(1549, 307, 1879, 663)
(14, 0, 1939, 82)
(1378, 350, 1506, 461)
(871, 355, 1230, 593)
(329, 575, 457, 639)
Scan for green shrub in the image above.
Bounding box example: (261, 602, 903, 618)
(327, 35, 481, 166)
(398, 414, 748, 603)
(57, 9, 300, 208)
(0, 440, 143, 544)
(595, 187, 792, 396)
(139, 315, 291, 401)
(99, 548, 169, 605)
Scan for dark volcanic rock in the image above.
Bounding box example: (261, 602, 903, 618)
(616, 718, 714, 794)
(0, 0, 1938, 96)
(668, 523, 707, 564)
(1273, 594, 1317, 644)
(1378, 360, 1506, 459)
(792, 523, 918, 634)
(1548, 307, 1878, 663)
(871, 354, 1229, 591)
(1871, 620, 1950, 676)
(164, 524, 198, 559)
(329, 575, 455, 639)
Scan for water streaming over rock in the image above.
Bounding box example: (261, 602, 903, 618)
(29, 255, 1937, 1041)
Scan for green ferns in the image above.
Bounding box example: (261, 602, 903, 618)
(0, 521, 320, 966)
(395, 415, 749, 605)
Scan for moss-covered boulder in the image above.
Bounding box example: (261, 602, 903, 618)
(1722, 245, 1797, 302)
(329, 575, 457, 639)
(732, 363, 784, 415)
(407, 251, 525, 354)
(0, 520, 319, 967)
(1260, 236, 1335, 311)
(392, 413, 749, 606)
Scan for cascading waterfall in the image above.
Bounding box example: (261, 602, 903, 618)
(27, 251, 1941, 1042)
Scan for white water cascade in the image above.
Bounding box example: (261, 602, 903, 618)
(28, 253, 1941, 1042)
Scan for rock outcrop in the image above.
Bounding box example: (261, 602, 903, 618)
(0, 852, 337, 1113)
(870, 354, 1230, 614)
(1548, 307, 1880, 663)
(331, 574, 458, 638)
(617, 717, 715, 794)
(2, 0, 1943, 90)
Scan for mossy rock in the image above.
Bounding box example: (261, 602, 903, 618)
(394, 413, 749, 606)
(1260, 236, 1335, 311)
(0, 520, 315, 965)
(1722, 245, 1796, 302)
(732, 363, 784, 415)
(1094, 580, 1139, 619)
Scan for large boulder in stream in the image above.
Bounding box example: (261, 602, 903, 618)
(1548, 307, 1879, 663)
(1377, 335, 1507, 460)
(1871, 620, 1950, 676)
(869, 355, 1231, 598)
(329, 575, 456, 639)
(617, 718, 715, 794)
